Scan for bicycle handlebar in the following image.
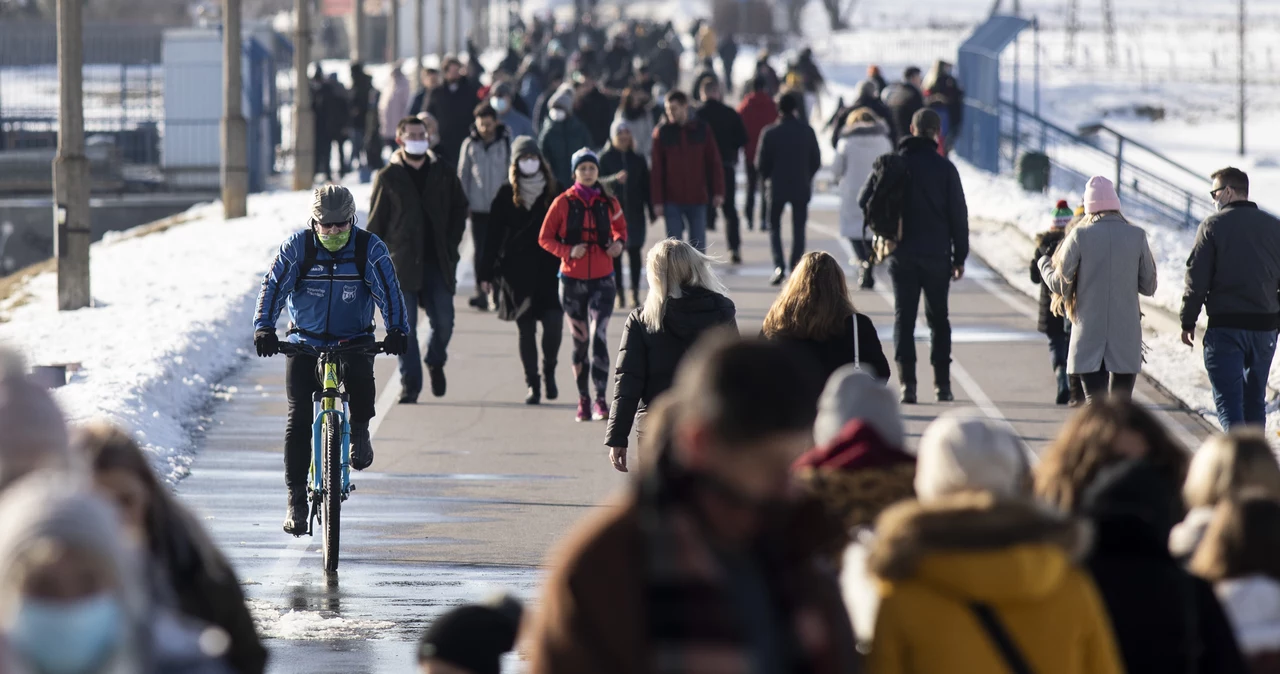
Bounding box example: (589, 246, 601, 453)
(276, 341, 386, 358)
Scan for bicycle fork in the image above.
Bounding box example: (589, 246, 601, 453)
(306, 393, 353, 536)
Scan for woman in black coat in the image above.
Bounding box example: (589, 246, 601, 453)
(762, 251, 890, 383)
(479, 136, 563, 405)
(599, 119, 653, 309)
(604, 239, 736, 472)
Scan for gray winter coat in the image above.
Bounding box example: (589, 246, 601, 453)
(458, 125, 512, 214)
(1038, 213, 1158, 374)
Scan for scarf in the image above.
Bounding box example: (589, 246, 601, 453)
(570, 182, 601, 205)
(517, 172, 546, 209)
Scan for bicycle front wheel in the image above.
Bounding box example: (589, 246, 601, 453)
(321, 413, 342, 573)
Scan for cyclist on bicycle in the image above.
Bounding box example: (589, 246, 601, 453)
(253, 185, 411, 535)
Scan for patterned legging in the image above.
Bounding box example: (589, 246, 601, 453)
(561, 276, 616, 399)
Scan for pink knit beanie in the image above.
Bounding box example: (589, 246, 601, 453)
(1084, 176, 1122, 214)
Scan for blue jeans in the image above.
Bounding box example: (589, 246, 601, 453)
(664, 204, 708, 253)
(1203, 327, 1278, 431)
(399, 263, 455, 398)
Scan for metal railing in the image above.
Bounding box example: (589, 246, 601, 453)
(998, 100, 1213, 229)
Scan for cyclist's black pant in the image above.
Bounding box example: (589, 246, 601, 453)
(284, 351, 376, 490)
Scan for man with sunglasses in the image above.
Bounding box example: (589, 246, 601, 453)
(253, 185, 411, 535)
(1182, 167, 1280, 431)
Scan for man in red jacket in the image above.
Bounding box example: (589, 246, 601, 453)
(738, 75, 779, 232)
(650, 90, 725, 253)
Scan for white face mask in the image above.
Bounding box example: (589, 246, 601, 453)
(492, 97, 510, 114)
(518, 158, 542, 175)
(403, 139, 430, 156)
(549, 108, 568, 122)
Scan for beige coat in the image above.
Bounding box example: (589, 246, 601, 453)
(1038, 213, 1157, 374)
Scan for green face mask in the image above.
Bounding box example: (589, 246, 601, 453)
(318, 229, 351, 252)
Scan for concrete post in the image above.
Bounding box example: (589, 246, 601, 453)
(388, 0, 400, 62)
(292, 0, 315, 191)
(352, 0, 364, 61)
(438, 0, 448, 59)
(415, 0, 425, 85)
(221, 0, 248, 219)
(53, 0, 90, 310)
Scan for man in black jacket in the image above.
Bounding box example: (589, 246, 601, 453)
(881, 67, 924, 144)
(426, 57, 480, 167)
(571, 70, 618, 150)
(696, 79, 749, 263)
(756, 93, 822, 286)
(884, 108, 968, 404)
(1181, 166, 1280, 431)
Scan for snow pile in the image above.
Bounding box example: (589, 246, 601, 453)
(0, 185, 371, 483)
(246, 599, 396, 641)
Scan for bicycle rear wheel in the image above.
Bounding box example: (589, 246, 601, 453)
(321, 414, 342, 573)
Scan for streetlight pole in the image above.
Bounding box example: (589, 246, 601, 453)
(53, 0, 90, 310)
(292, 0, 315, 191)
(438, 0, 447, 59)
(222, 0, 248, 219)
(388, 0, 400, 62)
(352, 0, 364, 61)
(415, 0, 425, 85)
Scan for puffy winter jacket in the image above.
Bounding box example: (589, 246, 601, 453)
(538, 186, 626, 281)
(253, 228, 410, 346)
(737, 91, 778, 168)
(604, 287, 737, 448)
(458, 125, 513, 213)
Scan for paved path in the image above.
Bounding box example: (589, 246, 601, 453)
(178, 196, 1212, 672)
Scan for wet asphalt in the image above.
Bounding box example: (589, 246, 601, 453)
(176, 202, 1213, 673)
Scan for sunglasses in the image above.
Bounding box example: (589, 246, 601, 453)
(1210, 186, 1229, 199)
(313, 218, 354, 230)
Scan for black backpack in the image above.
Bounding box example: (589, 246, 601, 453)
(862, 152, 911, 241)
(294, 227, 372, 292)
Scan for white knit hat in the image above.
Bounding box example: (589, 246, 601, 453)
(813, 366, 906, 450)
(914, 409, 1030, 502)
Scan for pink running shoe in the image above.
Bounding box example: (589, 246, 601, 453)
(592, 398, 608, 421)
(576, 397, 591, 422)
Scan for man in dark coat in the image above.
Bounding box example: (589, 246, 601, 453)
(366, 116, 470, 403)
(571, 70, 618, 150)
(602, 35, 634, 91)
(426, 56, 480, 167)
(649, 40, 680, 92)
(874, 108, 968, 403)
(695, 79, 748, 262)
(756, 93, 821, 286)
(718, 32, 739, 94)
(881, 67, 925, 144)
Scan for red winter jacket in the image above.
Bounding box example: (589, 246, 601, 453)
(649, 119, 725, 207)
(539, 186, 627, 281)
(737, 92, 779, 167)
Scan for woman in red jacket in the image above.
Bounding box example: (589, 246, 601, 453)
(539, 148, 627, 422)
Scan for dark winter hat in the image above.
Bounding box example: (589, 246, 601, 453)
(511, 135, 541, 163)
(571, 148, 599, 172)
(417, 596, 523, 674)
(492, 81, 514, 98)
(311, 185, 356, 225)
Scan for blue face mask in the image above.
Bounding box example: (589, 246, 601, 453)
(9, 594, 124, 674)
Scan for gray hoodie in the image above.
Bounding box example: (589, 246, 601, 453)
(458, 125, 513, 214)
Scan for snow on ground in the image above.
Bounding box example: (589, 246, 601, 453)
(0, 185, 371, 483)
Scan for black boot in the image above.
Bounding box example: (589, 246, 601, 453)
(526, 377, 541, 405)
(428, 364, 447, 397)
(543, 364, 559, 400)
(859, 263, 875, 290)
(631, 290, 641, 308)
(899, 363, 918, 404)
(935, 364, 954, 402)
(350, 423, 373, 470)
(1069, 374, 1086, 407)
(283, 488, 309, 536)
(1055, 367, 1070, 405)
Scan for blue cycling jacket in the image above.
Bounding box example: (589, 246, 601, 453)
(253, 228, 411, 346)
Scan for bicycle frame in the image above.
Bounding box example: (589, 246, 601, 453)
(309, 355, 351, 499)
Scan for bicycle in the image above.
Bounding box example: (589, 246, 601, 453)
(277, 339, 385, 573)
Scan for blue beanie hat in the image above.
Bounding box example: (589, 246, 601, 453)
(571, 148, 599, 172)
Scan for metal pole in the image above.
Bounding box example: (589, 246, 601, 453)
(352, 0, 364, 61)
(292, 0, 315, 191)
(1033, 16, 1041, 118)
(454, 0, 462, 55)
(438, 0, 447, 58)
(1012, 34, 1020, 161)
(1115, 135, 1124, 199)
(415, 0, 425, 84)
(222, 0, 248, 219)
(54, 0, 90, 310)
(1239, 0, 1246, 156)
(389, 0, 400, 62)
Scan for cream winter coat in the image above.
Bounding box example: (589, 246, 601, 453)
(1038, 213, 1157, 374)
(833, 121, 892, 240)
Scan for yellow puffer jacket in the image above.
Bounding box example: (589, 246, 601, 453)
(866, 492, 1125, 674)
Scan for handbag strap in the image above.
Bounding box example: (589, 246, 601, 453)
(969, 602, 1034, 674)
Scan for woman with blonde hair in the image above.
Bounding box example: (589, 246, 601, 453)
(1037, 176, 1157, 403)
(1170, 429, 1280, 559)
(604, 239, 737, 472)
(762, 251, 889, 382)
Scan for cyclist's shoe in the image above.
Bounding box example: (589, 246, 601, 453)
(575, 397, 591, 422)
(350, 424, 373, 471)
(283, 489, 309, 536)
(428, 365, 447, 397)
(592, 398, 608, 421)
